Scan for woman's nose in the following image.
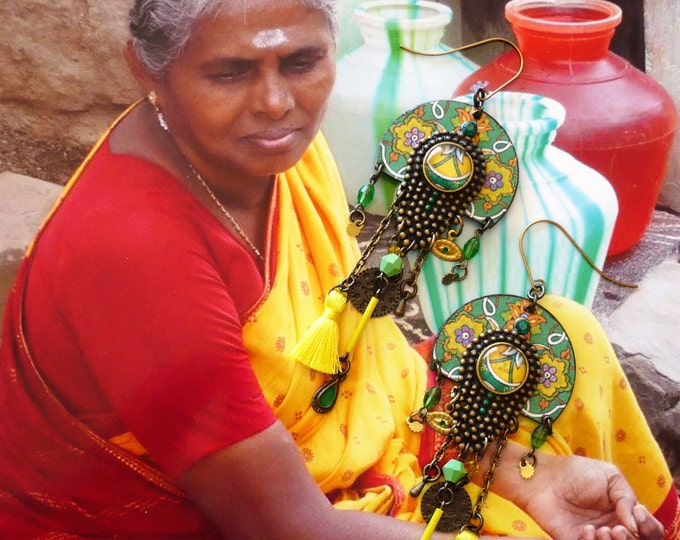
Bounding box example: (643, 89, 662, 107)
(253, 73, 294, 119)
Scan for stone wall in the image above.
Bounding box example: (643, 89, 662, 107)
(0, 0, 136, 145)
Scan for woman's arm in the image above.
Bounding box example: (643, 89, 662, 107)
(178, 421, 655, 540)
(178, 421, 544, 540)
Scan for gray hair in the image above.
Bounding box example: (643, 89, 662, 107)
(129, 0, 337, 76)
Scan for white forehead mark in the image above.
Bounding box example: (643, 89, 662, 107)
(252, 28, 289, 49)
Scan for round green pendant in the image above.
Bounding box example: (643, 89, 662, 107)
(476, 342, 530, 395)
(423, 142, 474, 192)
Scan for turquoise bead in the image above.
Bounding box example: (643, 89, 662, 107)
(461, 120, 478, 137)
(442, 459, 467, 483)
(380, 253, 403, 278)
(515, 318, 531, 335)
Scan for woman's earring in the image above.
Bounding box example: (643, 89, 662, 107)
(292, 39, 525, 412)
(408, 219, 637, 539)
(147, 90, 169, 132)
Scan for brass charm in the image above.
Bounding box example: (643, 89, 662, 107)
(432, 237, 463, 262)
(406, 416, 425, 433)
(425, 411, 455, 435)
(347, 220, 364, 237)
(519, 452, 536, 479)
(420, 483, 472, 533)
(347, 268, 400, 317)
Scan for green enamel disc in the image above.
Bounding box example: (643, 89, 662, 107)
(432, 294, 575, 423)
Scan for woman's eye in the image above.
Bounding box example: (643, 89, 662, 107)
(209, 63, 252, 82)
(284, 55, 322, 73)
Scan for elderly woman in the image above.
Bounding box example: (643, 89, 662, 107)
(0, 0, 676, 538)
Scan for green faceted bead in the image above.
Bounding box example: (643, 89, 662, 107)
(462, 237, 480, 260)
(515, 318, 532, 336)
(423, 386, 442, 410)
(442, 459, 467, 483)
(461, 120, 478, 137)
(380, 253, 403, 278)
(318, 384, 337, 409)
(531, 422, 551, 450)
(357, 183, 375, 206)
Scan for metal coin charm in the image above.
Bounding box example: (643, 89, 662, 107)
(420, 483, 472, 533)
(347, 267, 401, 317)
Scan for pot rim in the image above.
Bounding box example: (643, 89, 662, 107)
(505, 0, 622, 34)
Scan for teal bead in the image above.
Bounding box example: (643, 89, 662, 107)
(515, 318, 532, 336)
(423, 386, 442, 410)
(442, 459, 467, 483)
(461, 121, 478, 137)
(531, 422, 551, 450)
(380, 253, 403, 278)
(462, 237, 480, 260)
(357, 183, 375, 206)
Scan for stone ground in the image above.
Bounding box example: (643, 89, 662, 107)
(2, 128, 679, 492)
(0, 127, 88, 186)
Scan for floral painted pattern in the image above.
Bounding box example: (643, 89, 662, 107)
(379, 99, 518, 226)
(433, 294, 575, 423)
(389, 114, 434, 155)
(441, 310, 485, 357)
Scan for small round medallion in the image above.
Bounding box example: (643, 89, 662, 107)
(476, 342, 529, 395)
(423, 142, 474, 192)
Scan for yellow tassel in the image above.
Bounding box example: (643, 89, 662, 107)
(420, 507, 443, 540)
(291, 288, 348, 374)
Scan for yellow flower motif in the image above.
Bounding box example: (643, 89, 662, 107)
(440, 312, 486, 357)
(535, 350, 571, 398)
(481, 156, 515, 204)
(390, 115, 434, 154)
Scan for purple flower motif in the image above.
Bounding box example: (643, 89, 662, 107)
(485, 171, 504, 191)
(470, 80, 490, 93)
(455, 325, 475, 347)
(404, 127, 425, 148)
(540, 363, 558, 388)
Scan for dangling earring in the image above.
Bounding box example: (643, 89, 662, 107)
(147, 90, 169, 132)
(409, 219, 637, 540)
(292, 39, 525, 413)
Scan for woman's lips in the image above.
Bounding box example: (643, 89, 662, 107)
(244, 129, 299, 152)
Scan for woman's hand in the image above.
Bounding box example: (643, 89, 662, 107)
(515, 453, 663, 540)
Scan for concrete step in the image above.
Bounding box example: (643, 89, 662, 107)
(0, 171, 63, 321)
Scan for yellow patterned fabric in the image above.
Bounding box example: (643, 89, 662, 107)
(242, 133, 428, 519)
(241, 133, 676, 533)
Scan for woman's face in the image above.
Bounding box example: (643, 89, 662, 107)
(154, 0, 336, 182)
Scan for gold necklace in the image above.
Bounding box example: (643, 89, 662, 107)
(187, 163, 264, 260)
(152, 103, 263, 260)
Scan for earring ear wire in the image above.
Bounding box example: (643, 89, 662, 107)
(518, 219, 638, 299)
(400, 37, 524, 102)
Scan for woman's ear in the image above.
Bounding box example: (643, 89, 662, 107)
(123, 40, 157, 96)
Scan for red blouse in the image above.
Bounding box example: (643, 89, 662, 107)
(22, 141, 277, 478)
